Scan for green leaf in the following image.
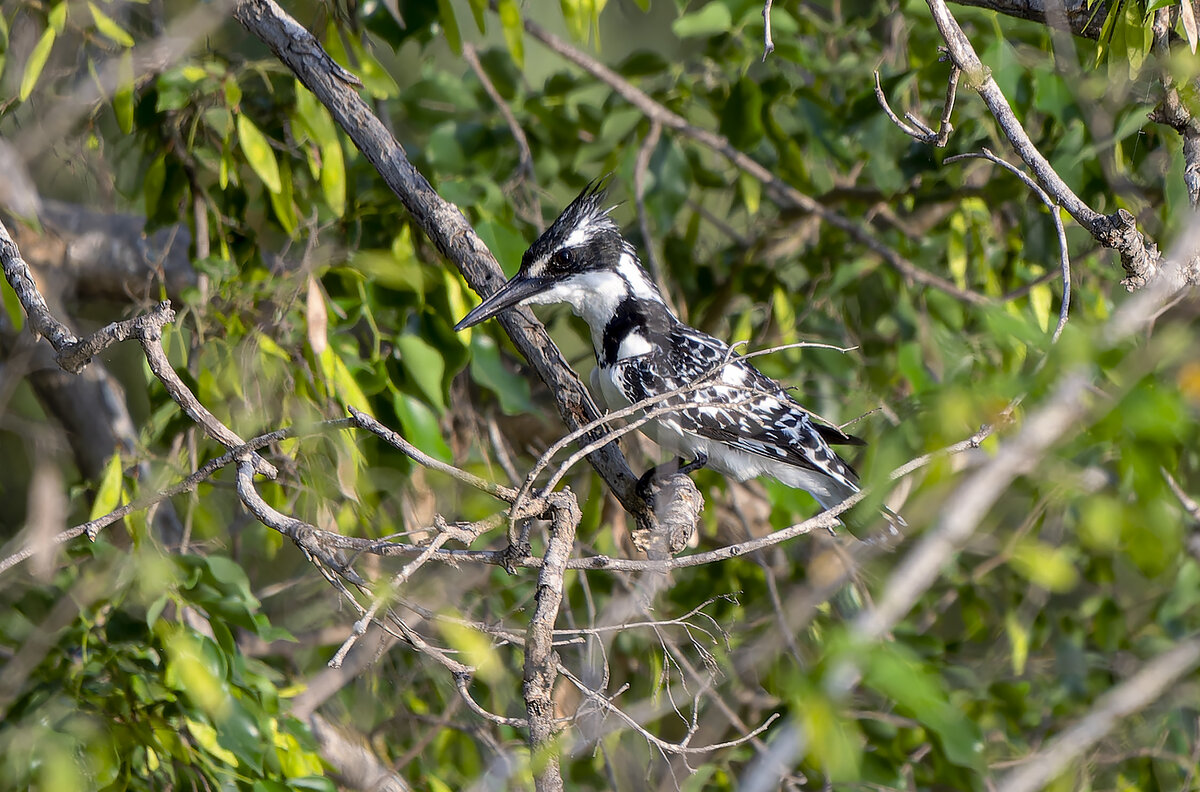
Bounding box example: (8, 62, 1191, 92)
(320, 140, 346, 217)
(720, 78, 764, 149)
(113, 51, 134, 133)
(467, 0, 487, 32)
(89, 2, 135, 47)
(395, 334, 447, 410)
(1010, 539, 1080, 592)
(1030, 281, 1053, 333)
(560, 0, 589, 40)
(89, 452, 125, 521)
(672, 1, 732, 39)
(1005, 611, 1030, 675)
(268, 160, 298, 232)
(237, 113, 282, 194)
(497, 0, 524, 69)
(393, 391, 452, 462)
(437, 0, 461, 54)
(326, 347, 375, 417)
(862, 643, 984, 770)
(47, 2, 67, 32)
(469, 334, 534, 415)
(738, 170, 760, 214)
(19, 27, 56, 101)
(144, 154, 166, 217)
(186, 719, 238, 766)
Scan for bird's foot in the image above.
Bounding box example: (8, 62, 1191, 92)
(636, 453, 708, 501)
(500, 539, 532, 574)
(677, 452, 708, 476)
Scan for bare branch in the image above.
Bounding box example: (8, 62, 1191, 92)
(1148, 7, 1200, 210)
(945, 149, 1072, 340)
(349, 407, 522, 503)
(947, 0, 1107, 38)
(874, 67, 959, 147)
(761, 0, 775, 60)
(921, 0, 1197, 291)
(523, 493, 580, 791)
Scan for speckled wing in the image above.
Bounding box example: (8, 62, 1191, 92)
(611, 325, 859, 485)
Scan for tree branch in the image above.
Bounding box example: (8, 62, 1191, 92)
(922, 0, 1198, 291)
(948, 0, 1107, 38)
(522, 492, 580, 792)
(232, 0, 681, 536)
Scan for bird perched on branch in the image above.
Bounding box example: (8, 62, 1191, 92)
(455, 180, 900, 530)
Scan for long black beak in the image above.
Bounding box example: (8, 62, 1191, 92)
(454, 275, 549, 331)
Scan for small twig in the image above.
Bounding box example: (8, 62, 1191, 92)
(1163, 467, 1200, 524)
(330, 515, 493, 667)
(556, 662, 781, 755)
(873, 67, 959, 147)
(349, 407, 522, 503)
(945, 148, 1071, 341)
(761, 0, 775, 60)
(463, 42, 542, 222)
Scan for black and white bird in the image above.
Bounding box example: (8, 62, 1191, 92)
(455, 181, 896, 526)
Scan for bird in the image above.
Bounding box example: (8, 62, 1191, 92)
(455, 180, 899, 530)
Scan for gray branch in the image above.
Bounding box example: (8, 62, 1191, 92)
(231, 0, 685, 539)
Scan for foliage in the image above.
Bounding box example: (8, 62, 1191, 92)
(1, 0, 1199, 789)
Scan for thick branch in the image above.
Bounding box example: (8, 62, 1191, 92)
(522, 492, 580, 792)
(923, 0, 1198, 291)
(948, 0, 1107, 38)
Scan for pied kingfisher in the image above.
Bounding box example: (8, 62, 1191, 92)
(456, 181, 896, 527)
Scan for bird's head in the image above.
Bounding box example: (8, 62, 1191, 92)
(455, 180, 660, 332)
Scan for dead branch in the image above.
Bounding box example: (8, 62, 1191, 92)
(947, 0, 1107, 38)
(874, 67, 960, 147)
(920, 0, 1198, 291)
(945, 148, 1072, 340)
(522, 493, 580, 791)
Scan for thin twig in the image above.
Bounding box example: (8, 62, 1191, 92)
(761, 0, 775, 60)
(945, 149, 1071, 341)
(463, 42, 542, 222)
(349, 407, 521, 502)
(873, 67, 959, 147)
(633, 120, 670, 308)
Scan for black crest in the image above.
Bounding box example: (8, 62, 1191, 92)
(522, 177, 622, 274)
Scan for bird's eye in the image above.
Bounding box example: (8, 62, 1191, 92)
(552, 249, 574, 270)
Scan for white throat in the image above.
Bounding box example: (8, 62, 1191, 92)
(523, 252, 668, 353)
